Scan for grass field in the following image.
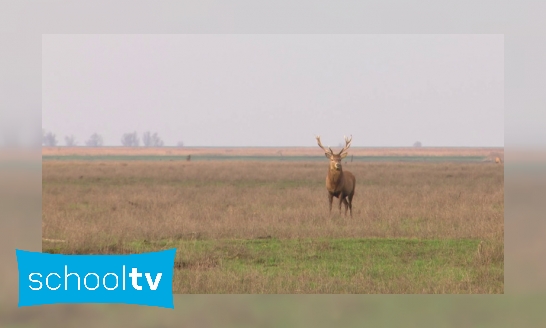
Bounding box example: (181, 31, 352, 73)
(42, 154, 487, 162)
(42, 153, 504, 293)
(42, 146, 504, 158)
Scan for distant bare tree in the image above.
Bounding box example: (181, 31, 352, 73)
(413, 141, 422, 148)
(85, 133, 103, 147)
(121, 131, 140, 147)
(176, 141, 184, 148)
(43, 131, 57, 147)
(65, 135, 77, 146)
(142, 131, 164, 147)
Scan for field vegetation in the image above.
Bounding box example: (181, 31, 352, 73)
(42, 159, 504, 293)
(42, 146, 503, 158)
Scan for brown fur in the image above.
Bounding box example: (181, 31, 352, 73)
(495, 157, 501, 164)
(316, 136, 356, 217)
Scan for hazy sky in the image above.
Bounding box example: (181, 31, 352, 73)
(42, 34, 503, 147)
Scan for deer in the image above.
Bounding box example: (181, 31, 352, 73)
(495, 157, 502, 164)
(316, 135, 356, 217)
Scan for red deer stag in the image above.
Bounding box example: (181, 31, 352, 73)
(316, 135, 356, 217)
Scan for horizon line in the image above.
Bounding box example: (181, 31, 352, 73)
(41, 145, 505, 149)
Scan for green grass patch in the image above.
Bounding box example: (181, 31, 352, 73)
(43, 237, 502, 294)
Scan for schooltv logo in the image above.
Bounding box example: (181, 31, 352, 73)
(16, 248, 176, 308)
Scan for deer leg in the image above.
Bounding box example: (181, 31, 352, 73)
(348, 193, 354, 217)
(339, 194, 344, 215)
(342, 197, 349, 216)
(328, 193, 333, 214)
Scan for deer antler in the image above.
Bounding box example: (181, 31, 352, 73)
(338, 135, 352, 155)
(315, 135, 334, 155)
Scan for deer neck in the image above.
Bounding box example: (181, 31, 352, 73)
(327, 168, 343, 190)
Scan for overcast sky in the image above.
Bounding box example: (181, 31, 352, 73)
(42, 34, 503, 147)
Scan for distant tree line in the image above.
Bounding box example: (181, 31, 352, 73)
(42, 129, 101, 147)
(42, 129, 184, 147)
(121, 131, 165, 147)
(86, 133, 103, 147)
(142, 131, 164, 147)
(42, 129, 57, 147)
(121, 131, 139, 147)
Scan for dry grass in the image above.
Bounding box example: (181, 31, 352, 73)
(42, 160, 503, 293)
(42, 146, 503, 157)
(43, 161, 503, 242)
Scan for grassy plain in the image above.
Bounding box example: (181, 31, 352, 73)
(42, 155, 504, 293)
(42, 146, 503, 158)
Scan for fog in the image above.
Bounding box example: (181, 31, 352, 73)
(42, 34, 503, 147)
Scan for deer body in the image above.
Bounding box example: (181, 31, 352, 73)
(316, 135, 356, 217)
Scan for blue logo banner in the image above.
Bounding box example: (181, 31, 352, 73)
(16, 248, 176, 308)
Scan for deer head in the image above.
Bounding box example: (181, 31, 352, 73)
(315, 135, 352, 171)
